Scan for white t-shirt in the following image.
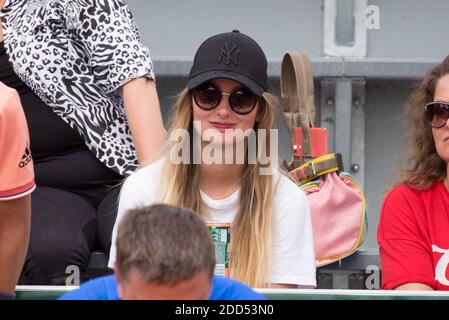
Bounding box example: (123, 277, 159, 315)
(109, 159, 317, 287)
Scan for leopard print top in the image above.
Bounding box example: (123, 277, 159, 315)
(0, 0, 155, 176)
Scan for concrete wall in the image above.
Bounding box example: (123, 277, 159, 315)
(127, 0, 449, 60)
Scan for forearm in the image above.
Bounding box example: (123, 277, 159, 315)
(121, 78, 165, 167)
(0, 196, 31, 294)
(395, 283, 434, 290)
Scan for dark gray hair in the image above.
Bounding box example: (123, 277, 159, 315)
(115, 204, 216, 285)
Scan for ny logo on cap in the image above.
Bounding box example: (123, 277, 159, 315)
(217, 44, 240, 66)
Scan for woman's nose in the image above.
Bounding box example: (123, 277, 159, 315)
(215, 93, 232, 116)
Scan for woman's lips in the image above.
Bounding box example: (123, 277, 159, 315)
(210, 122, 236, 129)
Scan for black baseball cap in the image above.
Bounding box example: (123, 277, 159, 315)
(187, 30, 268, 97)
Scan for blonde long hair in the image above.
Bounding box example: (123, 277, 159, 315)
(158, 88, 279, 287)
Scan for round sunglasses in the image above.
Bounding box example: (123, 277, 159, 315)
(192, 82, 259, 115)
(425, 101, 449, 128)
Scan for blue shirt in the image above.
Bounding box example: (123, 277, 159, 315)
(59, 275, 266, 300)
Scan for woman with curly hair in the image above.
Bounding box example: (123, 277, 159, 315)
(378, 55, 449, 290)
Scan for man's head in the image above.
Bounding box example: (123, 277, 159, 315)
(114, 204, 216, 300)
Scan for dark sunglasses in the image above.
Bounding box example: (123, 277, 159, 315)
(192, 82, 258, 115)
(425, 101, 449, 128)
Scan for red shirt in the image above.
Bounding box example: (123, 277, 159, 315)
(378, 181, 449, 290)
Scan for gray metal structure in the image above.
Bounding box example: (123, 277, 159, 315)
(124, 0, 449, 287)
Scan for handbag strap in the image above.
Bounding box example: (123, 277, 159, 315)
(281, 52, 316, 158)
(288, 153, 344, 184)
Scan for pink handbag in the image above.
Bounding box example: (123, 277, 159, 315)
(281, 52, 367, 267)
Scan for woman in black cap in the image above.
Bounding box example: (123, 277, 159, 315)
(109, 31, 316, 289)
(0, 0, 164, 284)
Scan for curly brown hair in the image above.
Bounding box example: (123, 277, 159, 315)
(399, 55, 449, 190)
